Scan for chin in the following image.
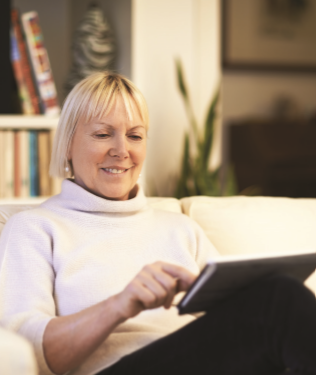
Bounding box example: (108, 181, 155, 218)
(98, 188, 130, 201)
(95, 182, 138, 201)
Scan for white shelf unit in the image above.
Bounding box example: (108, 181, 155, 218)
(0, 115, 61, 203)
(0, 115, 59, 129)
(0, 197, 48, 205)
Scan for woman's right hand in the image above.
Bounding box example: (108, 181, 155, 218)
(44, 261, 196, 374)
(112, 261, 197, 320)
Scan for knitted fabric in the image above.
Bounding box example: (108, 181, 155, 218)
(0, 180, 218, 375)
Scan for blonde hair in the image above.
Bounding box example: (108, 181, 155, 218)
(49, 71, 149, 178)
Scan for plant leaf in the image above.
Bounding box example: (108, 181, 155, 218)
(174, 59, 231, 198)
(223, 164, 238, 196)
(175, 58, 199, 143)
(175, 133, 193, 198)
(201, 88, 220, 171)
(175, 58, 188, 101)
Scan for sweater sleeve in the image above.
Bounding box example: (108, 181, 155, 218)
(190, 219, 220, 270)
(0, 211, 56, 375)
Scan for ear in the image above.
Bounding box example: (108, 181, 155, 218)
(67, 146, 72, 161)
(67, 120, 80, 161)
(66, 137, 73, 161)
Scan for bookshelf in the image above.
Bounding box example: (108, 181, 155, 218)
(0, 115, 59, 129)
(0, 115, 61, 203)
(0, 197, 48, 205)
(0, 0, 62, 203)
(0, 0, 132, 202)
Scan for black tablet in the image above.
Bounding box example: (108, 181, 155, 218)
(178, 250, 316, 315)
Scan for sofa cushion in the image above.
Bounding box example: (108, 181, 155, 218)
(147, 197, 182, 213)
(0, 327, 37, 375)
(181, 195, 316, 294)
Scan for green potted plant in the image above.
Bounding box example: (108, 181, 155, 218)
(174, 59, 236, 198)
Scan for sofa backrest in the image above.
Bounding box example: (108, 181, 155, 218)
(181, 195, 316, 255)
(0, 196, 315, 294)
(180, 195, 316, 294)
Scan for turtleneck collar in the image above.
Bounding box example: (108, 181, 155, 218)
(42, 179, 148, 214)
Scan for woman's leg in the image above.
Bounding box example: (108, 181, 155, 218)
(97, 275, 316, 375)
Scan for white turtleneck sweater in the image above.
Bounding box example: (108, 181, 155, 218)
(0, 180, 218, 375)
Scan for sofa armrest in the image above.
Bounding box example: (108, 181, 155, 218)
(0, 327, 37, 375)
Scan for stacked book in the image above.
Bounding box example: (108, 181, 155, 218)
(0, 130, 55, 198)
(10, 9, 59, 115)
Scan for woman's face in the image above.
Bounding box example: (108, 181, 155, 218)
(68, 97, 147, 200)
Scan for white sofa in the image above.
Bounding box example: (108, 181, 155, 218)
(0, 326, 38, 375)
(0, 195, 315, 375)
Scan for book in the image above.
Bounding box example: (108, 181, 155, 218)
(3, 131, 15, 198)
(29, 131, 39, 196)
(14, 131, 21, 196)
(19, 130, 30, 197)
(10, 27, 34, 114)
(49, 129, 63, 195)
(177, 249, 316, 315)
(38, 130, 51, 196)
(11, 9, 40, 115)
(21, 11, 60, 115)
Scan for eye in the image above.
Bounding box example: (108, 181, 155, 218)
(94, 133, 110, 139)
(129, 135, 142, 141)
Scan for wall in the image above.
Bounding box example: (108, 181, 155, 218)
(132, 0, 221, 196)
(221, 0, 316, 123)
(223, 72, 316, 122)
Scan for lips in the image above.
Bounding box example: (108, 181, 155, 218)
(101, 167, 132, 176)
(102, 168, 127, 174)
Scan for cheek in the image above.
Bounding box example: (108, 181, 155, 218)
(133, 144, 146, 165)
(74, 143, 105, 164)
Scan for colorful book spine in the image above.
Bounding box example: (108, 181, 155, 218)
(19, 130, 30, 197)
(38, 130, 51, 196)
(29, 130, 39, 196)
(50, 129, 63, 195)
(11, 9, 41, 115)
(21, 11, 60, 115)
(14, 131, 21, 196)
(10, 28, 34, 114)
(4, 131, 15, 198)
(0, 129, 60, 198)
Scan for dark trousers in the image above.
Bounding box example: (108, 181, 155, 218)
(97, 275, 316, 375)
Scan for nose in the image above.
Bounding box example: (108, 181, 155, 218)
(108, 134, 129, 159)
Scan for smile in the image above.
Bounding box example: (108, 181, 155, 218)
(102, 168, 128, 174)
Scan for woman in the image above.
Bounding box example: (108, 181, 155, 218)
(0, 72, 315, 375)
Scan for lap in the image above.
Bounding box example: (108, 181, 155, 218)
(97, 275, 316, 375)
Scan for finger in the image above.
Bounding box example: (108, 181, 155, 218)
(141, 264, 179, 309)
(149, 268, 178, 293)
(163, 286, 177, 309)
(149, 271, 178, 308)
(158, 262, 198, 291)
(127, 279, 159, 309)
(137, 272, 168, 305)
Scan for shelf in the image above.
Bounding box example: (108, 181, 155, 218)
(0, 197, 48, 205)
(0, 115, 59, 129)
